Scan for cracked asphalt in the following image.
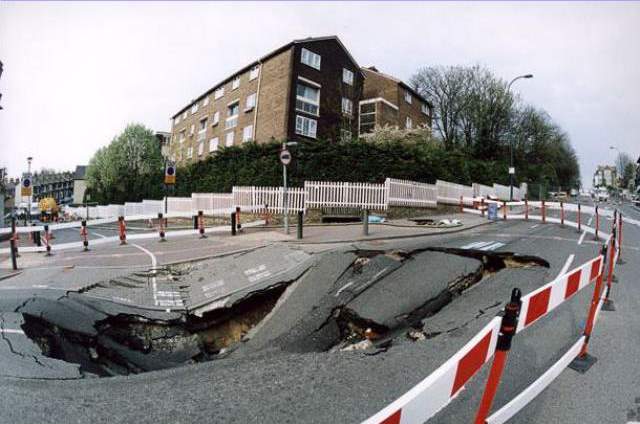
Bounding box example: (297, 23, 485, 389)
(0, 200, 637, 424)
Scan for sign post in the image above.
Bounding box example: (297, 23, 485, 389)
(164, 162, 176, 215)
(280, 147, 292, 234)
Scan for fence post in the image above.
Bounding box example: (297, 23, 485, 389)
(44, 224, 52, 256)
(118, 216, 127, 245)
(198, 210, 206, 239)
(473, 288, 522, 424)
(81, 220, 89, 251)
(231, 212, 237, 236)
(602, 230, 616, 311)
(541, 200, 546, 223)
(569, 245, 606, 373)
(297, 210, 303, 240)
(594, 205, 599, 240)
(363, 209, 369, 236)
(9, 217, 18, 270)
(577, 203, 582, 232)
(617, 211, 624, 264)
(158, 213, 166, 242)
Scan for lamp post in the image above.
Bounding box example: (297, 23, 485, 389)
(26, 156, 33, 223)
(507, 74, 533, 201)
(609, 146, 621, 202)
(281, 141, 298, 234)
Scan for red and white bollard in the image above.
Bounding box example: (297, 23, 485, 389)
(502, 200, 507, 220)
(43, 224, 52, 256)
(524, 198, 529, 221)
(198, 210, 206, 239)
(602, 230, 617, 311)
(541, 200, 546, 224)
(158, 212, 166, 242)
(560, 201, 565, 226)
(473, 288, 522, 424)
(80, 220, 89, 251)
(480, 198, 485, 217)
(118, 216, 127, 245)
(577, 203, 582, 232)
(236, 206, 242, 230)
(618, 211, 624, 264)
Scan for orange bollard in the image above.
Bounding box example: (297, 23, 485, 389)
(236, 206, 242, 230)
(118, 216, 127, 245)
(541, 200, 546, 223)
(198, 210, 206, 239)
(524, 198, 529, 221)
(158, 213, 166, 242)
(602, 231, 616, 311)
(43, 224, 52, 256)
(502, 201, 507, 220)
(80, 220, 89, 251)
(560, 201, 565, 226)
(473, 288, 522, 424)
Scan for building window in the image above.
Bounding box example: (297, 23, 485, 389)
(179, 130, 186, 143)
(359, 102, 376, 134)
(406, 117, 413, 129)
(198, 118, 207, 140)
(249, 65, 260, 80)
(226, 102, 239, 129)
(203, 96, 210, 107)
(232, 77, 240, 90)
(404, 90, 412, 104)
(245, 93, 257, 111)
(340, 129, 352, 142)
(175, 116, 180, 125)
(191, 103, 199, 114)
(198, 141, 204, 156)
(421, 103, 429, 115)
(225, 131, 234, 147)
(209, 137, 219, 152)
(301, 48, 321, 70)
(242, 125, 253, 142)
(296, 83, 320, 116)
(342, 97, 353, 115)
(214, 87, 225, 100)
(211, 111, 220, 126)
(189, 124, 195, 136)
(343, 68, 354, 85)
(182, 111, 187, 120)
(187, 146, 193, 158)
(295, 115, 317, 138)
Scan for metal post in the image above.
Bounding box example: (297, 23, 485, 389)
(481, 198, 485, 217)
(363, 209, 369, 236)
(297, 210, 303, 240)
(595, 205, 599, 240)
(502, 201, 507, 220)
(44, 224, 52, 256)
(577, 203, 581, 232)
(283, 163, 289, 235)
(9, 217, 17, 270)
(236, 206, 241, 230)
(474, 288, 522, 424)
(560, 201, 565, 226)
(231, 212, 236, 236)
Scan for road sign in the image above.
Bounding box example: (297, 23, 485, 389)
(508, 167, 515, 175)
(280, 149, 291, 166)
(164, 163, 176, 185)
(21, 176, 32, 196)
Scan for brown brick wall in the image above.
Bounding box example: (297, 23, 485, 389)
(255, 47, 293, 142)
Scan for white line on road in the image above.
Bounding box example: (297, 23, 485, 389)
(587, 214, 594, 226)
(530, 224, 539, 229)
(556, 254, 575, 279)
(91, 231, 107, 239)
(480, 242, 505, 251)
(335, 281, 354, 297)
(131, 243, 158, 305)
(0, 328, 25, 335)
(577, 231, 587, 245)
(462, 241, 493, 249)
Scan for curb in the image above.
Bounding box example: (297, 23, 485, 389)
(0, 270, 22, 282)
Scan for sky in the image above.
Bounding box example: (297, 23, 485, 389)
(1, 1, 639, 188)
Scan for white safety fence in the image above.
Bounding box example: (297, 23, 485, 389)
(304, 181, 388, 210)
(436, 180, 475, 206)
(473, 183, 496, 199)
(386, 178, 437, 208)
(191, 193, 235, 216)
(232, 186, 305, 214)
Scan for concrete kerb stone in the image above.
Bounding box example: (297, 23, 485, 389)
(0, 270, 23, 281)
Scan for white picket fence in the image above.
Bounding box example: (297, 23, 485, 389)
(63, 178, 530, 220)
(386, 178, 437, 208)
(304, 181, 388, 210)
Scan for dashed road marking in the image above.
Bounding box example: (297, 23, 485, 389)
(461, 241, 493, 249)
(480, 242, 505, 251)
(530, 224, 539, 229)
(91, 232, 107, 239)
(556, 254, 575, 279)
(0, 328, 25, 335)
(578, 231, 587, 245)
(131, 243, 158, 306)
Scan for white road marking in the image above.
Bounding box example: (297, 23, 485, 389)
(530, 224, 539, 229)
(131, 243, 158, 306)
(587, 214, 594, 226)
(556, 254, 575, 279)
(335, 281, 354, 297)
(577, 231, 587, 245)
(462, 241, 493, 249)
(480, 242, 505, 251)
(91, 231, 107, 239)
(0, 328, 25, 335)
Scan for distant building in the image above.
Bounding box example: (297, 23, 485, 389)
(593, 165, 617, 188)
(72, 165, 87, 204)
(359, 66, 432, 135)
(31, 170, 75, 205)
(169, 36, 366, 165)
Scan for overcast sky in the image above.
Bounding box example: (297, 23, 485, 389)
(1, 1, 638, 188)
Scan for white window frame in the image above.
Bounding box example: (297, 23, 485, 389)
(232, 77, 240, 90)
(182, 111, 187, 120)
(175, 116, 180, 125)
(179, 130, 186, 143)
(203, 96, 210, 107)
(421, 103, 429, 115)
(245, 93, 257, 111)
(296, 81, 320, 117)
(189, 124, 195, 136)
(191, 103, 199, 114)
(214, 87, 225, 100)
(404, 90, 412, 104)
(243, 125, 253, 142)
(225, 131, 234, 147)
(342, 97, 353, 116)
(198, 141, 204, 156)
(343, 68, 354, 85)
(301, 47, 321, 70)
(209, 137, 219, 153)
(295, 115, 317, 139)
(406, 116, 413, 129)
(198, 118, 207, 140)
(211, 111, 220, 126)
(249, 65, 260, 80)
(187, 146, 193, 158)
(226, 101, 240, 129)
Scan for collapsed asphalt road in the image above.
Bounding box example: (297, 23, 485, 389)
(0, 219, 613, 423)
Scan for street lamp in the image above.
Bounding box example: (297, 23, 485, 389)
(507, 74, 533, 201)
(26, 156, 33, 222)
(281, 141, 298, 234)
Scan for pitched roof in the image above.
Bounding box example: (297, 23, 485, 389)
(172, 36, 364, 119)
(361, 66, 433, 108)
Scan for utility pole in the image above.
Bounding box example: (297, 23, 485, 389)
(280, 141, 297, 235)
(506, 74, 533, 201)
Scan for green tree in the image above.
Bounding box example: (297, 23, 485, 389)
(86, 123, 164, 204)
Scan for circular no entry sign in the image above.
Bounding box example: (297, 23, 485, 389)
(280, 149, 291, 166)
(166, 166, 175, 176)
(23, 178, 31, 188)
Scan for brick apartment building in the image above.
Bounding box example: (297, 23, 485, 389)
(169, 36, 433, 165)
(359, 66, 432, 135)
